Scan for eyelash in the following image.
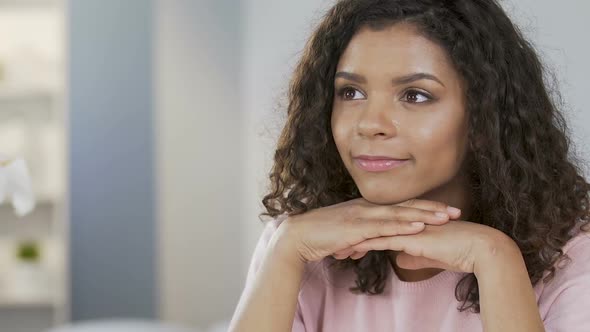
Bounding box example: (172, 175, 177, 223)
(336, 86, 434, 104)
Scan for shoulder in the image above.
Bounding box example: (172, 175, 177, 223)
(539, 230, 590, 285)
(536, 230, 590, 327)
(535, 231, 590, 308)
(555, 230, 590, 272)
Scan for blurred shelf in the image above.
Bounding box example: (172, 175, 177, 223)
(0, 194, 59, 207)
(35, 192, 61, 205)
(0, 0, 67, 326)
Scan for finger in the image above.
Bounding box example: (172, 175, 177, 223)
(333, 248, 355, 257)
(349, 217, 426, 241)
(332, 248, 355, 260)
(398, 199, 462, 219)
(358, 204, 452, 226)
(350, 251, 367, 260)
(350, 235, 425, 258)
(332, 252, 349, 260)
(356, 197, 461, 219)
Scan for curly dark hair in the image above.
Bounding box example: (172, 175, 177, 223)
(260, 0, 590, 314)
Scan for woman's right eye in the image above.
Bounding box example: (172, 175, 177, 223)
(338, 87, 365, 100)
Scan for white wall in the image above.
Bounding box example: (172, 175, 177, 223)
(155, 0, 243, 328)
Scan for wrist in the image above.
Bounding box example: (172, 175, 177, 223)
(474, 231, 523, 277)
(267, 220, 307, 271)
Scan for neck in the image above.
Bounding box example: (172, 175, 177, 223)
(387, 251, 444, 282)
(418, 170, 474, 222)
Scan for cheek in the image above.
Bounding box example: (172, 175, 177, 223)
(331, 111, 352, 151)
(413, 117, 466, 173)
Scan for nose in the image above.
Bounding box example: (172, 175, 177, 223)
(356, 95, 398, 139)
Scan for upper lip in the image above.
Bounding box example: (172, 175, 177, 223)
(353, 155, 409, 161)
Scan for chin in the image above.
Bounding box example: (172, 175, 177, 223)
(358, 188, 408, 205)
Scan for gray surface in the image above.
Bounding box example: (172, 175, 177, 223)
(0, 307, 53, 332)
(68, 0, 156, 321)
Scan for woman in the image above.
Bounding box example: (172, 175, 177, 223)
(230, 0, 590, 331)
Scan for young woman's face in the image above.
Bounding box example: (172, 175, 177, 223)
(331, 23, 470, 205)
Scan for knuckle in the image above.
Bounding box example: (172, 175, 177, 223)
(401, 221, 424, 235)
(351, 216, 365, 227)
(344, 215, 365, 232)
(436, 202, 449, 211)
(376, 219, 388, 236)
(360, 221, 377, 238)
(427, 209, 440, 218)
(343, 204, 361, 220)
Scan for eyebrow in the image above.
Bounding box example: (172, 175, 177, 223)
(334, 71, 445, 87)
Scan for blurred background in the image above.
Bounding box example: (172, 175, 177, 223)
(0, 0, 587, 331)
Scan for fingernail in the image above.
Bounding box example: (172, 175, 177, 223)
(447, 206, 461, 215)
(411, 222, 425, 227)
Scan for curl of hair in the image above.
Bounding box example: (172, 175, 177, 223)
(260, 0, 590, 314)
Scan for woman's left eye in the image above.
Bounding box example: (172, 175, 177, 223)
(402, 89, 432, 103)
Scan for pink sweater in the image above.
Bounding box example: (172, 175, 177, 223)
(243, 215, 590, 331)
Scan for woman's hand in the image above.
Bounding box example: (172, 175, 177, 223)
(345, 219, 512, 274)
(278, 198, 462, 264)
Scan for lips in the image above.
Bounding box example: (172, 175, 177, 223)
(352, 155, 409, 172)
(353, 155, 408, 161)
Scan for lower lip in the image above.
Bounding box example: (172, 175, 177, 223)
(354, 158, 409, 172)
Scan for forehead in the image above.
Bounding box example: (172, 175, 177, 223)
(336, 23, 456, 78)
